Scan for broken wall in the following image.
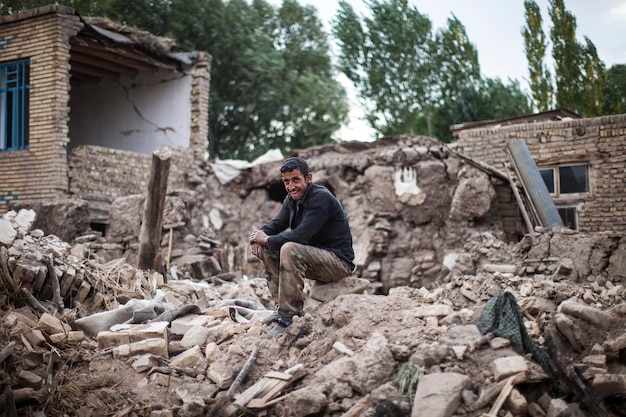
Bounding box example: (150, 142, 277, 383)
(190, 135, 509, 291)
(68, 145, 204, 224)
(452, 113, 626, 233)
(68, 70, 194, 154)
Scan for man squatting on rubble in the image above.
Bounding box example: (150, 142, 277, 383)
(249, 157, 355, 338)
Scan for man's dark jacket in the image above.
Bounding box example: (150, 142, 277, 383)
(261, 182, 355, 271)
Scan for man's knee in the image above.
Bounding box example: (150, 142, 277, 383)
(279, 241, 300, 258)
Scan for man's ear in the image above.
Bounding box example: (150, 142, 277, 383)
(306, 173, 313, 182)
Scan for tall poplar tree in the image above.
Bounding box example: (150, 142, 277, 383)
(522, 0, 553, 111)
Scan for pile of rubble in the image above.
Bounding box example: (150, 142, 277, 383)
(1, 207, 626, 417)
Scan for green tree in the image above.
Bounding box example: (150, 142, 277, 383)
(110, 0, 348, 160)
(549, 0, 582, 110)
(579, 36, 605, 116)
(522, 0, 553, 111)
(333, 0, 434, 136)
(1, 0, 110, 15)
(334, 0, 530, 142)
(432, 77, 531, 142)
(548, 0, 606, 116)
(604, 64, 626, 114)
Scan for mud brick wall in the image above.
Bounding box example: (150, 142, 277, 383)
(453, 113, 626, 232)
(68, 145, 198, 220)
(0, 6, 82, 216)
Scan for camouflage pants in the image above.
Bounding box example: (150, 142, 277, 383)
(259, 242, 351, 318)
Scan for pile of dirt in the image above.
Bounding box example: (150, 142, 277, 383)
(1, 208, 626, 417)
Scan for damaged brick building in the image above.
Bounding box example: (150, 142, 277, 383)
(0, 4, 210, 227)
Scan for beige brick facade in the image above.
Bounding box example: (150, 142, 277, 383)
(0, 5, 82, 213)
(453, 114, 626, 232)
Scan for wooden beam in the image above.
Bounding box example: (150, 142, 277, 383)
(70, 39, 161, 73)
(69, 61, 118, 81)
(70, 50, 138, 77)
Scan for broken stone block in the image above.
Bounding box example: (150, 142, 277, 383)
(169, 345, 205, 369)
(0, 217, 17, 246)
(205, 342, 222, 363)
(412, 304, 455, 318)
(411, 373, 471, 417)
(591, 373, 626, 398)
(180, 326, 212, 348)
(207, 359, 235, 389)
(113, 338, 169, 359)
(25, 329, 46, 347)
(150, 372, 183, 388)
(492, 356, 528, 381)
(49, 331, 85, 345)
(205, 321, 246, 344)
(170, 314, 216, 336)
(132, 354, 161, 373)
(505, 388, 527, 415)
(98, 321, 169, 349)
(38, 313, 70, 335)
(175, 382, 219, 407)
(559, 299, 616, 330)
(310, 277, 370, 302)
(482, 264, 517, 274)
(18, 370, 43, 389)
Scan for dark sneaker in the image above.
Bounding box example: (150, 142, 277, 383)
(267, 316, 293, 338)
(261, 308, 281, 325)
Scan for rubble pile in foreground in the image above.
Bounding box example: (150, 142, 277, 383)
(1, 208, 626, 417)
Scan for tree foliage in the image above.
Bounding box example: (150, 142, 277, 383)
(604, 64, 626, 115)
(105, 0, 348, 160)
(522, 0, 553, 111)
(522, 0, 607, 116)
(333, 0, 530, 142)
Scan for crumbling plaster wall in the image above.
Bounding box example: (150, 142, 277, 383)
(68, 69, 193, 154)
(452, 113, 626, 232)
(195, 135, 506, 291)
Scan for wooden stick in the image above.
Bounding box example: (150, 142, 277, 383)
(0, 341, 15, 364)
(473, 372, 526, 411)
(227, 347, 259, 398)
(44, 254, 64, 314)
(165, 227, 173, 281)
(488, 375, 515, 416)
(137, 149, 171, 271)
(0, 247, 18, 296)
(20, 288, 49, 315)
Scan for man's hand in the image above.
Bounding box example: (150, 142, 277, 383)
(250, 230, 269, 259)
(249, 229, 269, 246)
(251, 242, 263, 259)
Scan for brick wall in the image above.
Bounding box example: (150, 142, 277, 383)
(0, 5, 82, 215)
(453, 113, 626, 232)
(68, 145, 199, 222)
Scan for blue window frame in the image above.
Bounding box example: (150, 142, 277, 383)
(0, 60, 30, 151)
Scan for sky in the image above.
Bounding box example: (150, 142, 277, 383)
(270, 0, 626, 142)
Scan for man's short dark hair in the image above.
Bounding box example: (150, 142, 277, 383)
(280, 157, 309, 176)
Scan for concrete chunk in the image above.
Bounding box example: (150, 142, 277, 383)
(493, 356, 528, 381)
(310, 277, 370, 302)
(411, 373, 471, 417)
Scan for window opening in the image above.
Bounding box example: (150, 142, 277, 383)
(539, 164, 588, 196)
(557, 207, 578, 230)
(0, 59, 30, 151)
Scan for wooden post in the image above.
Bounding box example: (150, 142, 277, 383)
(137, 149, 172, 271)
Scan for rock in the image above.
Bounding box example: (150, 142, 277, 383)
(411, 373, 471, 417)
(283, 385, 329, 417)
(310, 277, 370, 302)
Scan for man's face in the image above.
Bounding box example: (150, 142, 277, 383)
(281, 168, 312, 201)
